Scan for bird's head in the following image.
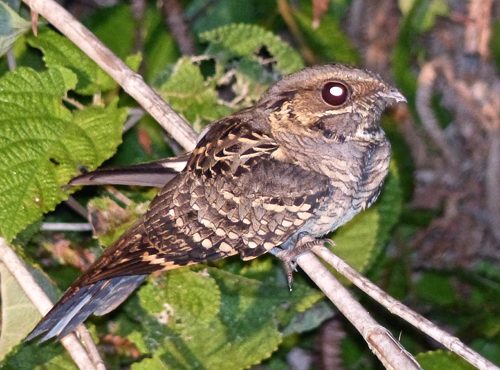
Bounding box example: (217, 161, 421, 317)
(258, 64, 406, 144)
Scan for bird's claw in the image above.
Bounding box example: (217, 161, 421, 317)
(275, 235, 335, 290)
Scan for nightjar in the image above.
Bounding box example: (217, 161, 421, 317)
(27, 64, 405, 342)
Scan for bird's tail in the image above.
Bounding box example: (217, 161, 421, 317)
(26, 275, 147, 342)
(26, 219, 153, 342)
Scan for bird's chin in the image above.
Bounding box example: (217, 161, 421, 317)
(355, 122, 386, 142)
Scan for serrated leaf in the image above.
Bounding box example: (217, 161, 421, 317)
(28, 28, 116, 95)
(416, 350, 476, 370)
(139, 269, 221, 327)
(158, 57, 232, 127)
(187, 0, 277, 37)
(200, 24, 304, 74)
(127, 264, 322, 370)
(0, 340, 78, 370)
(0, 66, 127, 241)
(0, 0, 31, 56)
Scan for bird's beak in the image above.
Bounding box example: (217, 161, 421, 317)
(377, 88, 407, 103)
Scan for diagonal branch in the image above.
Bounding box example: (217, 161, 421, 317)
(297, 252, 422, 369)
(0, 238, 102, 370)
(311, 245, 500, 370)
(24, 0, 198, 152)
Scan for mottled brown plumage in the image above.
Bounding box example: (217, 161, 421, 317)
(27, 64, 405, 341)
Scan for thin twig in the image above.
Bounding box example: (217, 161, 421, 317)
(123, 108, 145, 133)
(311, 245, 500, 370)
(0, 238, 100, 370)
(416, 59, 460, 168)
(63, 96, 85, 110)
(162, 0, 195, 55)
(76, 326, 106, 370)
(24, 0, 198, 152)
(65, 195, 89, 219)
(277, 0, 316, 65)
(296, 252, 422, 370)
(464, 0, 493, 59)
(6, 48, 16, 71)
(40, 223, 92, 231)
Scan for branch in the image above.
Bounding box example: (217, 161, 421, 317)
(0, 238, 102, 370)
(162, 0, 195, 55)
(296, 253, 422, 369)
(24, 0, 198, 152)
(40, 223, 92, 231)
(311, 245, 500, 370)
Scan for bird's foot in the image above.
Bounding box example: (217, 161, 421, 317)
(275, 234, 335, 290)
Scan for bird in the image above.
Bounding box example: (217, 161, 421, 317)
(27, 64, 405, 342)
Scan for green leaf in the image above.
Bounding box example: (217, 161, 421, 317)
(293, 2, 360, 65)
(281, 300, 334, 336)
(83, 4, 135, 60)
(0, 340, 78, 370)
(0, 263, 41, 359)
(200, 24, 304, 75)
(128, 265, 322, 370)
(0, 259, 63, 360)
(415, 272, 457, 306)
(28, 28, 117, 95)
(0, 66, 126, 241)
(143, 5, 181, 83)
(398, 0, 449, 32)
(126, 52, 143, 73)
(0, 0, 31, 57)
(158, 57, 232, 128)
(187, 0, 277, 37)
(138, 269, 221, 328)
(416, 350, 476, 370)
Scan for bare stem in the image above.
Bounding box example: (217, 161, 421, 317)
(40, 223, 92, 231)
(311, 245, 500, 370)
(0, 238, 100, 370)
(296, 252, 422, 370)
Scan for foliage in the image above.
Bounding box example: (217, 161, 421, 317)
(0, 0, 498, 369)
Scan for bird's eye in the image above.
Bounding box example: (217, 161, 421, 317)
(322, 82, 348, 106)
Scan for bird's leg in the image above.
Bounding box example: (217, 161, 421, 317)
(272, 234, 335, 290)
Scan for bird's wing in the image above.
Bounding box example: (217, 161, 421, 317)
(75, 115, 333, 284)
(144, 115, 333, 262)
(69, 155, 190, 187)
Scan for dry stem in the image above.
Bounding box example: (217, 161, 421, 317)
(312, 245, 500, 370)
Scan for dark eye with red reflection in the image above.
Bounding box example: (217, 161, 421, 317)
(322, 82, 349, 106)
